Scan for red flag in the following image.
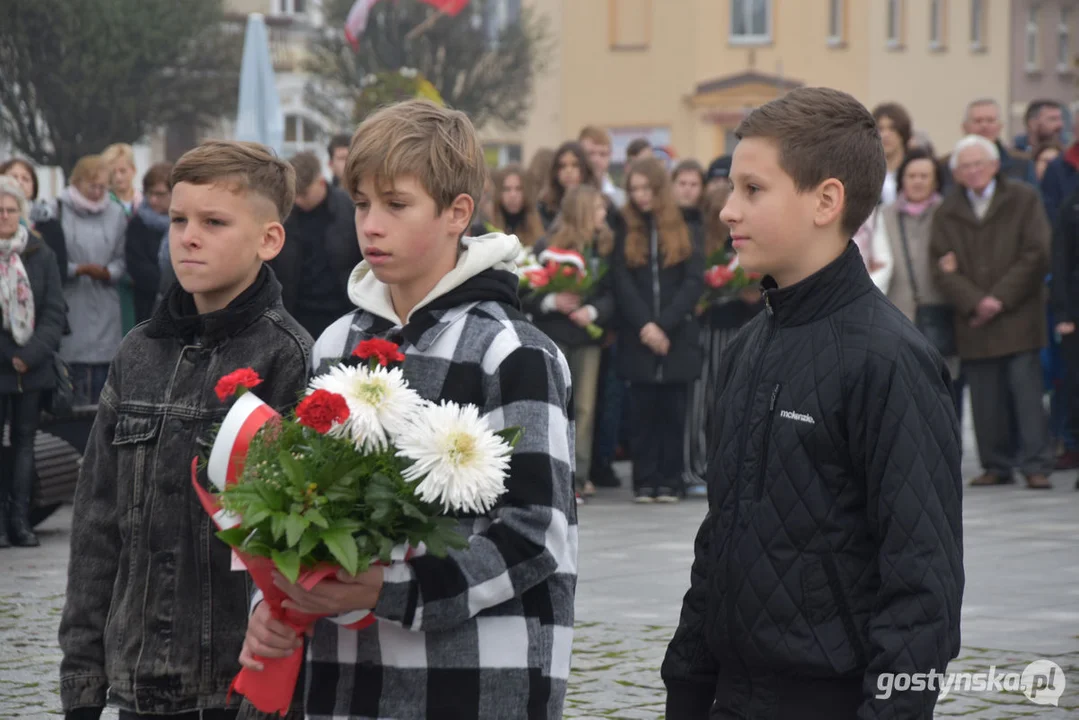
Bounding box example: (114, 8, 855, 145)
(419, 0, 470, 15)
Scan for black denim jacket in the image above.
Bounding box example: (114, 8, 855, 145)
(59, 266, 312, 717)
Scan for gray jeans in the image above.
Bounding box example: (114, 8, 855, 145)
(964, 351, 1054, 478)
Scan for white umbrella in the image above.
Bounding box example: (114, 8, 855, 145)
(234, 13, 284, 155)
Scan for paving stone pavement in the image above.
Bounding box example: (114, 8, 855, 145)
(4, 429, 1079, 718)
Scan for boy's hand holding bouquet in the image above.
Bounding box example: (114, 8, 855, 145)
(191, 339, 520, 715)
(519, 248, 607, 339)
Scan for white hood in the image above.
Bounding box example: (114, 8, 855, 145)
(347, 232, 522, 325)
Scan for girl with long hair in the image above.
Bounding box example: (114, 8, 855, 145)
(538, 142, 597, 230)
(525, 185, 614, 498)
(612, 157, 704, 503)
(490, 165, 544, 251)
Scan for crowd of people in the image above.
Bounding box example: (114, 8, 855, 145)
(1, 93, 1078, 548)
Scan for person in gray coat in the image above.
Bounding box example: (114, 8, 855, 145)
(56, 154, 127, 406)
(0, 177, 66, 548)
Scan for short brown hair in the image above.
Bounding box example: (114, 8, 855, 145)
(872, 102, 913, 148)
(170, 140, 296, 222)
(345, 99, 486, 218)
(626, 138, 652, 160)
(578, 125, 611, 147)
(0, 158, 39, 200)
(736, 87, 885, 238)
(70, 155, 108, 187)
(143, 162, 173, 193)
(290, 151, 323, 192)
(328, 133, 351, 157)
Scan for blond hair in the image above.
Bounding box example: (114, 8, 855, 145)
(578, 125, 611, 147)
(549, 185, 613, 257)
(101, 143, 136, 169)
(69, 155, 108, 187)
(345, 99, 487, 218)
(171, 140, 296, 222)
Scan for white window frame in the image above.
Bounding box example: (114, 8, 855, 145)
(827, 0, 845, 46)
(1027, 3, 1042, 71)
(886, 0, 904, 49)
(929, 0, 946, 50)
(729, 0, 772, 46)
(275, 0, 307, 16)
(970, 0, 986, 50)
(282, 113, 326, 158)
(1058, 6, 1072, 73)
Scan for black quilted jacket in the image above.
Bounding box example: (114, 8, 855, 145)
(662, 242, 964, 719)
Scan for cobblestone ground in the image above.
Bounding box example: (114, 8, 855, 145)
(5, 446, 1079, 718)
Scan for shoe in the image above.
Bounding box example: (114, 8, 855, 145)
(10, 468, 39, 548)
(1055, 451, 1079, 470)
(581, 480, 597, 497)
(969, 473, 1013, 487)
(634, 488, 655, 504)
(0, 507, 9, 549)
(590, 464, 621, 488)
(575, 492, 585, 506)
(655, 487, 679, 504)
(1025, 474, 1052, 490)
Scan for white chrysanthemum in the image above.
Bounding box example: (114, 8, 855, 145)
(308, 364, 426, 451)
(396, 401, 513, 515)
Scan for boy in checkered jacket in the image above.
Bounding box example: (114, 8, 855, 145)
(239, 100, 578, 719)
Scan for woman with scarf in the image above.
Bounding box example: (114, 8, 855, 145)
(1, 159, 68, 278)
(875, 148, 960, 413)
(57, 155, 127, 406)
(0, 177, 66, 548)
(124, 163, 172, 324)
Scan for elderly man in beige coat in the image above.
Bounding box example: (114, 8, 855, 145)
(930, 134, 1053, 489)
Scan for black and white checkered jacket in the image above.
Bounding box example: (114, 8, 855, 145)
(304, 236, 578, 719)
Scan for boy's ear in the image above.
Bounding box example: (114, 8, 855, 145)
(257, 221, 286, 262)
(445, 193, 476, 237)
(813, 178, 845, 230)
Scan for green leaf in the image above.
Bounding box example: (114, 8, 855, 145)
(370, 504, 392, 524)
(324, 484, 356, 502)
(378, 536, 394, 563)
(277, 450, 304, 486)
(215, 527, 250, 547)
(243, 507, 272, 527)
(399, 502, 427, 522)
(272, 549, 301, 583)
(425, 531, 448, 557)
(306, 507, 329, 528)
(297, 530, 320, 558)
(271, 513, 287, 542)
(285, 513, 308, 548)
(495, 426, 524, 448)
(322, 528, 359, 575)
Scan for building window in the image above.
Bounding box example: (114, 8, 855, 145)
(827, 0, 846, 46)
(886, 0, 904, 48)
(970, 0, 987, 50)
(930, 0, 947, 50)
(1027, 3, 1041, 71)
(283, 114, 326, 157)
(484, 143, 523, 169)
(1059, 6, 1072, 73)
(484, 0, 520, 49)
(276, 0, 306, 15)
(730, 0, 772, 45)
(608, 0, 652, 51)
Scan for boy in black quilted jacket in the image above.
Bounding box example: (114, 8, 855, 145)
(662, 87, 964, 720)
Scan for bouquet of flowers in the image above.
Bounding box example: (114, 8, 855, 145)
(190, 339, 519, 715)
(698, 248, 762, 313)
(519, 248, 606, 340)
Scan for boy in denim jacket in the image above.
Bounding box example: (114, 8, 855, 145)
(60, 141, 312, 720)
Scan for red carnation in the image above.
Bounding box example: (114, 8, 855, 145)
(561, 266, 578, 277)
(525, 269, 550, 288)
(352, 338, 405, 366)
(704, 266, 735, 289)
(215, 368, 263, 402)
(296, 389, 350, 433)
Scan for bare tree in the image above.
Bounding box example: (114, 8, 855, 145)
(0, 0, 240, 173)
(306, 0, 552, 130)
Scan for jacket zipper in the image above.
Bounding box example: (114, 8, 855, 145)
(650, 226, 663, 382)
(754, 383, 781, 502)
(724, 290, 777, 663)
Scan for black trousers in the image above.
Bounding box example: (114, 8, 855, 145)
(0, 391, 42, 508)
(628, 382, 687, 492)
(1061, 333, 1079, 442)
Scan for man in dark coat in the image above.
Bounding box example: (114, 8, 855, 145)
(271, 151, 362, 338)
(931, 135, 1054, 489)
